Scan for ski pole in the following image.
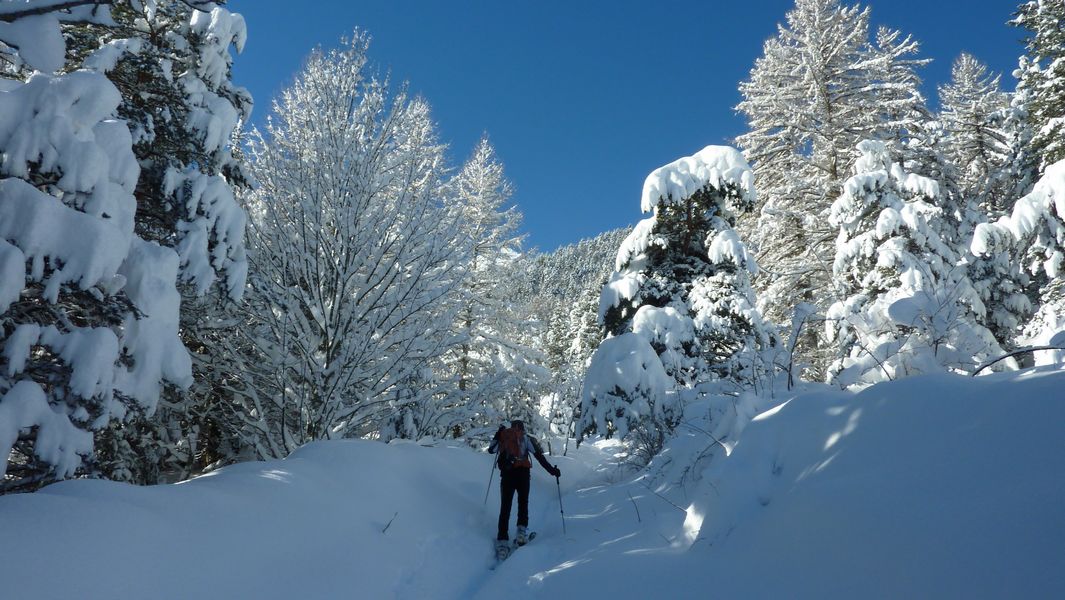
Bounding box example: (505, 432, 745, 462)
(556, 473, 566, 535)
(484, 459, 495, 506)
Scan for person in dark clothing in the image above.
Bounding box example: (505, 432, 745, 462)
(488, 420, 560, 554)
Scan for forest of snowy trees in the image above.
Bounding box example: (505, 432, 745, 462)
(1, 0, 1064, 493)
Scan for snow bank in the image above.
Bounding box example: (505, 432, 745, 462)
(682, 369, 1065, 597)
(0, 437, 593, 599)
(487, 369, 1065, 598)
(3, 371, 1064, 599)
(640, 145, 755, 213)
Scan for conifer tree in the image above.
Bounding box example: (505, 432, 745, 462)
(0, 1, 230, 490)
(939, 53, 1012, 216)
(934, 54, 1033, 350)
(79, 0, 251, 483)
(580, 146, 772, 444)
(736, 0, 930, 378)
(826, 141, 1002, 386)
(1013, 0, 1065, 171)
(973, 159, 1065, 365)
(430, 137, 547, 437)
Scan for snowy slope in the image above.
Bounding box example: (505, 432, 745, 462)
(2, 369, 1064, 599)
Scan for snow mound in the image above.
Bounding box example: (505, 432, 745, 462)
(579, 332, 673, 439)
(640, 145, 755, 213)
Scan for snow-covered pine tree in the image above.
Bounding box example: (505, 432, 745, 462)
(736, 0, 930, 379)
(826, 141, 1003, 386)
(1013, 0, 1065, 172)
(933, 55, 1034, 351)
(0, 1, 210, 491)
(867, 25, 933, 167)
(230, 33, 466, 458)
(516, 228, 629, 436)
(423, 137, 548, 439)
(72, 0, 251, 483)
(939, 53, 1013, 217)
(973, 160, 1065, 366)
(578, 146, 772, 447)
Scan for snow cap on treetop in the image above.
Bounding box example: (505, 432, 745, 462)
(640, 145, 756, 214)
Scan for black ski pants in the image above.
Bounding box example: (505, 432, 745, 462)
(497, 467, 531, 540)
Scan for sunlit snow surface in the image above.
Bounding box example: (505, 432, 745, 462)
(2, 369, 1064, 599)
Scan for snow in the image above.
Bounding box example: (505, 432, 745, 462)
(83, 38, 145, 74)
(172, 171, 248, 299)
(0, 239, 25, 313)
(0, 178, 131, 301)
(972, 159, 1065, 271)
(706, 226, 757, 273)
(579, 332, 673, 439)
(0, 71, 131, 187)
(640, 145, 755, 213)
(0, 381, 93, 480)
(1, 369, 1063, 598)
(0, 13, 64, 72)
(612, 216, 658, 272)
(115, 238, 193, 412)
(632, 305, 693, 351)
(597, 271, 644, 321)
(39, 325, 120, 403)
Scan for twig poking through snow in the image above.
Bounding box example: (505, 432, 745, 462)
(641, 483, 687, 514)
(382, 512, 398, 534)
(628, 491, 642, 523)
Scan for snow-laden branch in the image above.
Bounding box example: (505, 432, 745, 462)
(971, 346, 1065, 377)
(0, 0, 217, 21)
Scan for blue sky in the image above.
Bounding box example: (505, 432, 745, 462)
(230, 0, 1024, 252)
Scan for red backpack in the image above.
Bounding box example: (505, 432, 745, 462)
(498, 427, 532, 469)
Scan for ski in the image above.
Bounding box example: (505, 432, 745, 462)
(490, 532, 536, 569)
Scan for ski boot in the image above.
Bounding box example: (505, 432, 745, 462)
(495, 539, 511, 561)
(515, 526, 528, 546)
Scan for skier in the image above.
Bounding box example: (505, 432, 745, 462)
(488, 420, 561, 558)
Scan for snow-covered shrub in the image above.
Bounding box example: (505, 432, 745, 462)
(579, 146, 774, 449)
(578, 332, 675, 452)
(826, 140, 1003, 387)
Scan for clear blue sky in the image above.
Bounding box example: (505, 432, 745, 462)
(229, 0, 1024, 252)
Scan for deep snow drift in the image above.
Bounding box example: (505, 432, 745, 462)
(2, 369, 1064, 599)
